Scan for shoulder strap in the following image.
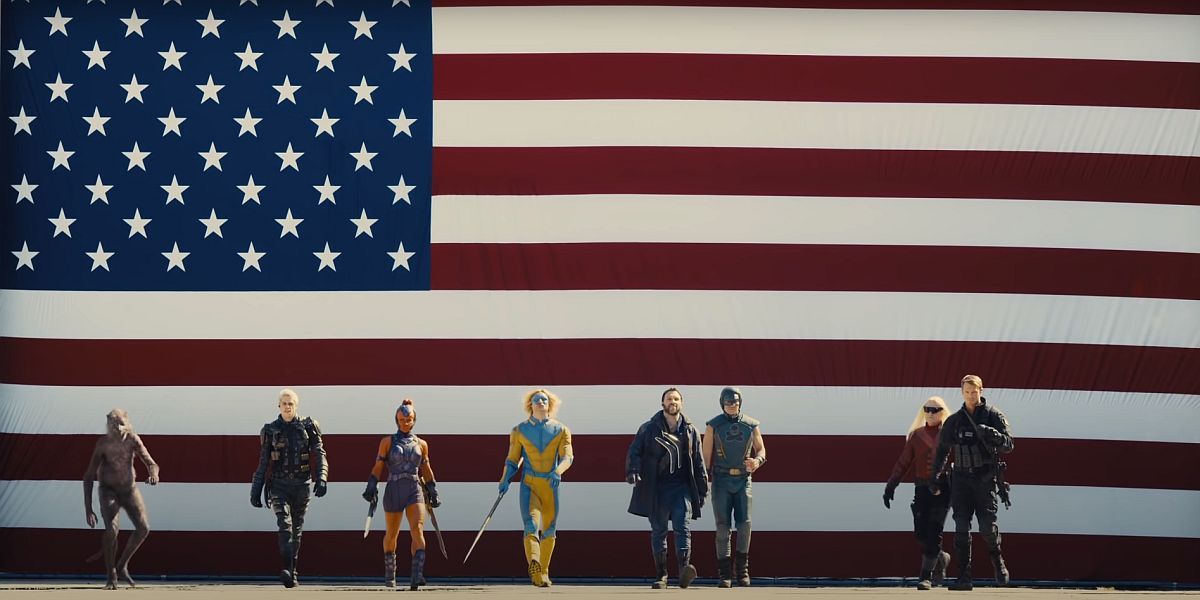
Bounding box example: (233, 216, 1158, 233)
(959, 407, 994, 459)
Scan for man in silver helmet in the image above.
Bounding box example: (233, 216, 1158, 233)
(702, 387, 766, 588)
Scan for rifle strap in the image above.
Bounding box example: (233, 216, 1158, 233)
(960, 406, 996, 460)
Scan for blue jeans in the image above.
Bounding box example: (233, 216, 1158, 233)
(712, 475, 752, 557)
(649, 482, 690, 557)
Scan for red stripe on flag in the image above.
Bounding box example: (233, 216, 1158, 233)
(2, 529, 1196, 581)
(436, 54, 1200, 109)
(4, 433, 1196, 490)
(3, 338, 1197, 392)
(431, 0, 1200, 15)
(432, 148, 1200, 206)
(431, 244, 1200, 300)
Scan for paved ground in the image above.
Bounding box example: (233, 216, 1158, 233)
(0, 582, 1196, 599)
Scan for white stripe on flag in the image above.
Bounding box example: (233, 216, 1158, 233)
(432, 7, 1200, 63)
(2, 290, 1197, 347)
(4, 384, 1197, 442)
(4, 481, 1197, 537)
(431, 195, 1200, 253)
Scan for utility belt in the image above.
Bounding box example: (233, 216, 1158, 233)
(388, 472, 420, 482)
(713, 467, 751, 478)
(952, 463, 996, 477)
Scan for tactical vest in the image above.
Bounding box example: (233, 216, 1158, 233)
(264, 417, 317, 481)
(707, 413, 759, 475)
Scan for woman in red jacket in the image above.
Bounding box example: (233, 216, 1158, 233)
(884, 396, 952, 590)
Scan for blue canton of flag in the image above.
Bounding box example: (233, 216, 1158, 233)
(2, 0, 432, 290)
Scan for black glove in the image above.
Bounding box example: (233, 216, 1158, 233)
(313, 479, 328, 498)
(250, 481, 264, 508)
(425, 481, 441, 508)
(977, 424, 1004, 444)
(362, 476, 379, 503)
(626, 472, 640, 485)
(883, 482, 897, 509)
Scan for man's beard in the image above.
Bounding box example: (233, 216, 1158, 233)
(664, 405, 680, 416)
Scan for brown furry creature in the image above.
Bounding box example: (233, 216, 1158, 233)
(83, 409, 160, 589)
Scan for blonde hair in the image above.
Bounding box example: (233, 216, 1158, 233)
(961, 374, 983, 389)
(906, 396, 949, 438)
(523, 388, 561, 417)
(278, 388, 299, 403)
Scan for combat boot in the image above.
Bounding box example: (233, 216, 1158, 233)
(734, 552, 750, 586)
(383, 551, 396, 588)
(410, 549, 426, 591)
(916, 554, 936, 590)
(651, 552, 668, 589)
(933, 551, 950, 586)
(990, 552, 1010, 586)
(678, 550, 697, 589)
(717, 556, 733, 588)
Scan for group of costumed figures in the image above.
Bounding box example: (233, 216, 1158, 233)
(83, 375, 1013, 591)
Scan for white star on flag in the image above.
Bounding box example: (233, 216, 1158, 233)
(86, 175, 112, 204)
(349, 12, 377, 40)
(11, 107, 36, 135)
(274, 11, 300, 39)
(121, 9, 148, 38)
(159, 42, 186, 71)
(234, 108, 262, 137)
(123, 142, 150, 171)
(9, 40, 35, 69)
(199, 209, 228, 238)
(124, 209, 151, 238)
(86, 242, 115, 272)
(349, 142, 377, 171)
(389, 44, 415, 72)
(238, 242, 266, 272)
(311, 109, 338, 137)
(235, 42, 263, 71)
(162, 242, 190, 272)
(121, 74, 148, 103)
(388, 242, 415, 271)
(83, 107, 110, 136)
(314, 243, 340, 271)
(389, 176, 414, 204)
(273, 76, 300, 104)
(314, 176, 340, 204)
(275, 209, 303, 238)
(238, 175, 265, 204)
(197, 10, 224, 38)
(389, 110, 415, 137)
(47, 141, 74, 171)
(158, 108, 185, 136)
(349, 76, 378, 105)
(162, 175, 188, 204)
(83, 41, 110, 70)
(199, 143, 227, 171)
(12, 175, 38, 204)
(45, 7, 72, 37)
(197, 75, 224, 104)
(49, 208, 76, 238)
(276, 143, 303, 171)
(350, 208, 378, 238)
(12, 242, 38, 271)
(46, 74, 72, 103)
(311, 44, 338, 72)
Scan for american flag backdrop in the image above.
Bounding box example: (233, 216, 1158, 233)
(2, 0, 1199, 583)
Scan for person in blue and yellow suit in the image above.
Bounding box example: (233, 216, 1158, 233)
(497, 389, 574, 587)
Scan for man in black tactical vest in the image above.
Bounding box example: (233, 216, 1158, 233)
(932, 375, 1014, 591)
(626, 387, 709, 589)
(702, 387, 767, 587)
(251, 388, 329, 588)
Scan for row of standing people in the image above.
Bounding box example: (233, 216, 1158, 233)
(80, 376, 1012, 590)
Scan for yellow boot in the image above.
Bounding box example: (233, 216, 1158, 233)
(523, 534, 547, 587)
(539, 536, 556, 587)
